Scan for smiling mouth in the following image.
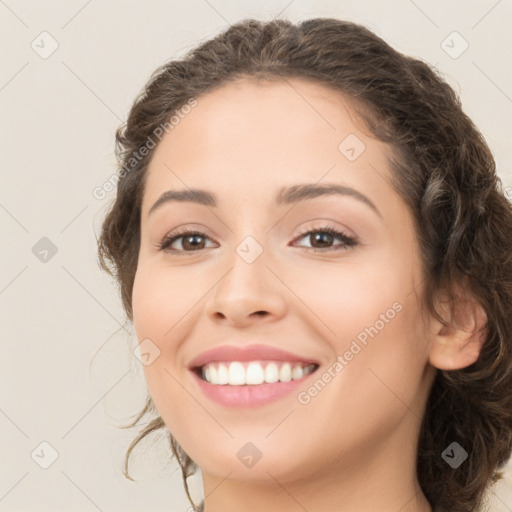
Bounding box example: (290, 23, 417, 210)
(192, 360, 319, 386)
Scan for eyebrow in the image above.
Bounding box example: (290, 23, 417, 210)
(147, 182, 382, 218)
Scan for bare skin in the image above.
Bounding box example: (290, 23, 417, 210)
(131, 77, 487, 512)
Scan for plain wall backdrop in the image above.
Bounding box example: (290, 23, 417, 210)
(1, 0, 511, 510)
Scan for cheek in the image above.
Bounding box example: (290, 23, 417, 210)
(288, 249, 415, 344)
(131, 266, 188, 395)
(290, 250, 428, 405)
(322, 295, 427, 435)
(132, 264, 199, 342)
(131, 265, 200, 432)
(291, 276, 428, 468)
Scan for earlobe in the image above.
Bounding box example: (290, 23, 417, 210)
(428, 285, 488, 371)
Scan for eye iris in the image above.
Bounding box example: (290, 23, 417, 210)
(311, 232, 333, 248)
(183, 234, 205, 250)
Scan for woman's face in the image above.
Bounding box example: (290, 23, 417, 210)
(132, 77, 437, 484)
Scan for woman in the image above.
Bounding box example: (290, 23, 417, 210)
(97, 18, 512, 512)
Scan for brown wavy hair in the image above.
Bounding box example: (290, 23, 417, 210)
(96, 17, 512, 512)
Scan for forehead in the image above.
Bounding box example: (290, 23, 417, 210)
(141, 77, 394, 214)
(167, 77, 366, 149)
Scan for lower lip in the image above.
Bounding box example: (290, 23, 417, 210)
(190, 368, 317, 408)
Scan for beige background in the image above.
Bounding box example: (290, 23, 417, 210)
(1, 0, 511, 510)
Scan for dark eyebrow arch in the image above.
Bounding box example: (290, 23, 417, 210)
(276, 183, 381, 218)
(148, 189, 216, 217)
(147, 182, 381, 218)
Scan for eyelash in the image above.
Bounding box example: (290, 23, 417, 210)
(158, 225, 358, 255)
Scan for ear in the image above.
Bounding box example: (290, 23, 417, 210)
(428, 281, 488, 371)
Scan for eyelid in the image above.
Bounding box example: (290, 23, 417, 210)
(290, 224, 358, 249)
(291, 220, 356, 242)
(157, 226, 218, 253)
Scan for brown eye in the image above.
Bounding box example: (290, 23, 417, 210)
(308, 231, 335, 248)
(159, 231, 215, 252)
(159, 226, 358, 255)
(293, 227, 357, 252)
(180, 233, 207, 250)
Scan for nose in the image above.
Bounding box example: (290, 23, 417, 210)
(205, 247, 287, 328)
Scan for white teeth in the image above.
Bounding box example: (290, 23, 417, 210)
(292, 364, 304, 380)
(217, 363, 229, 385)
(228, 362, 245, 385)
(246, 362, 265, 385)
(200, 360, 317, 386)
(264, 362, 279, 383)
(279, 362, 292, 382)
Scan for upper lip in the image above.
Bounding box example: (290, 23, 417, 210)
(188, 344, 320, 369)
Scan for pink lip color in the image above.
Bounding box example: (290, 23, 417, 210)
(187, 344, 320, 407)
(189, 367, 318, 408)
